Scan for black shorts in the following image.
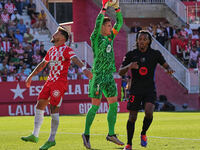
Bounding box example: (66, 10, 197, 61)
(127, 91, 157, 111)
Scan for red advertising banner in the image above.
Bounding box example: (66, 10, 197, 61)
(0, 79, 128, 116)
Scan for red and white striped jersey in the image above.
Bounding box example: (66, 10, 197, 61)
(1, 13, 10, 23)
(1, 41, 11, 52)
(44, 44, 76, 82)
(4, 3, 16, 14)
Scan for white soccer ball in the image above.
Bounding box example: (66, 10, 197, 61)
(108, 0, 118, 7)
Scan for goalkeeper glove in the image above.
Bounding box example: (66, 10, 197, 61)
(102, 0, 109, 10)
(109, 0, 120, 9)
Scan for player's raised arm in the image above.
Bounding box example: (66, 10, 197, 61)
(90, 0, 109, 40)
(25, 59, 48, 88)
(109, 0, 123, 38)
(71, 56, 93, 80)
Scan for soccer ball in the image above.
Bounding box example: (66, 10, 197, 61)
(108, 0, 118, 7)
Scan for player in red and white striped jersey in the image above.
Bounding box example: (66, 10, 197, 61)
(21, 26, 93, 150)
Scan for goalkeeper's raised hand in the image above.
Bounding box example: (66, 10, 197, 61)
(102, 0, 109, 10)
(109, 0, 120, 9)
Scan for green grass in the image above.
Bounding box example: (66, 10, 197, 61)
(0, 112, 200, 150)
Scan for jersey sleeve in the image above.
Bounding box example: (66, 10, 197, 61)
(121, 51, 133, 67)
(111, 11, 123, 40)
(64, 47, 76, 60)
(44, 50, 50, 62)
(90, 13, 104, 41)
(157, 50, 166, 65)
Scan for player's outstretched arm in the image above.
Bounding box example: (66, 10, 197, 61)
(90, 0, 108, 40)
(71, 56, 93, 79)
(110, 1, 123, 38)
(25, 59, 48, 88)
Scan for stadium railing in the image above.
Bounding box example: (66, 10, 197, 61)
(120, 0, 187, 23)
(128, 33, 199, 94)
(34, 0, 59, 35)
(70, 42, 94, 67)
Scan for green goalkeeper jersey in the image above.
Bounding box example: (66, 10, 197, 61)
(90, 11, 123, 74)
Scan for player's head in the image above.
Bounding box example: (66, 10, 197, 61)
(101, 17, 112, 36)
(51, 26, 69, 44)
(136, 30, 152, 51)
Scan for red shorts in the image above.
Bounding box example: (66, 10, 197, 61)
(38, 81, 68, 106)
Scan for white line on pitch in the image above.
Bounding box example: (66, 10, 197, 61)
(40, 131, 200, 141)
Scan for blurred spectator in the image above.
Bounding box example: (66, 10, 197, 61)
(23, 52, 32, 67)
(23, 64, 31, 76)
(33, 39, 40, 54)
(1, 9, 10, 24)
(32, 50, 42, 66)
(15, 0, 23, 15)
(39, 70, 48, 81)
(27, 0, 36, 17)
(0, 30, 7, 38)
(17, 19, 27, 35)
(180, 25, 187, 39)
(189, 46, 200, 68)
(0, 20, 6, 33)
(192, 30, 199, 39)
(1, 68, 8, 81)
(39, 44, 46, 58)
(38, 9, 47, 31)
(24, 27, 34, 43)
(1, 37, 11, 53)
(14, 29, 23, 43)
(8, 21, 17, 32)
(14, 44, 24, 60)
(4, 0, 16, 15)
(11, 9, 21, 22)
(68, 64, 76, 79)
(7, 72, 15, 81)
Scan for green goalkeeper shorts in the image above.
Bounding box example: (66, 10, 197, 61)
(89, 73, 118, 99)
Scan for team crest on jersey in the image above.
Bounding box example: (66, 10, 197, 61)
(53, 90, 60, 98)
(106, 45, 112, 53)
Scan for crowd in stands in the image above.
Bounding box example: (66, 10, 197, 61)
(0, 0, 88, 82)
(131, 22, 200, 69)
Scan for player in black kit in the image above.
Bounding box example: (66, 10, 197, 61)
(119, 30, 174, 150)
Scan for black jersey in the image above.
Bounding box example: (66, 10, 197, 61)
(121, 48, 166, 94)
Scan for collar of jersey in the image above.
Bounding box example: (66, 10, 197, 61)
(55, 44, 65, 49)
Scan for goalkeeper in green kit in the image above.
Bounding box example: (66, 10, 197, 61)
(82, 0, 124, 149)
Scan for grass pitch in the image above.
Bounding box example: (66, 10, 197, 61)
(0, 112, 200, 150)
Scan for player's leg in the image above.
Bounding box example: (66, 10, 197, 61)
(124, 94, 141, 150)
(124, 110, 138, 150)
(82, 98, 101, 149)
(39, 81, 67, 150)
(39, 105, 59, 150)
(103, 75, 124, 145)
(106, 96, 124, 146)
(140, 102, 155, 147)
(21, 99, 49, 143)
(82, 76, 101, 149)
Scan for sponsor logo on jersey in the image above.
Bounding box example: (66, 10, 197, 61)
(106, 45, 112, 53)
(139, 67, 148, 76)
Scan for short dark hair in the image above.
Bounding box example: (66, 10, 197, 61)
(103, 17, 111, 25)
(136, 30, 152, 47)
(58, 26, 69, 41)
